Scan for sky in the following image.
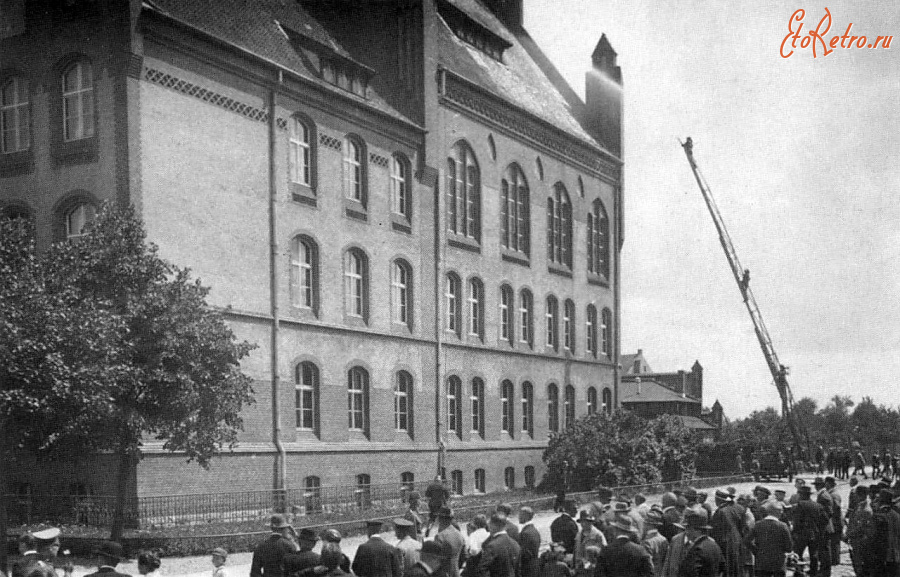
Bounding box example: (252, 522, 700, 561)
(526, 1, 900, 419)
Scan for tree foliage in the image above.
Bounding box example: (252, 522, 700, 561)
(541, 410, 698, 492)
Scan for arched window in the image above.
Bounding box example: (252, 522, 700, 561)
(62, 61, 93, 141)
(519, 289, 533, 348)
(468, 277, 484, 340)
(451, 470, 464, 496)
(524, 466, 535, 489)
(65, 202, 95, 240)
(547, 183, 572, 268)
(392, 259, 413, 329)
(356, 473, 371, 509)
(304, 476, 322, 513)
(545, 295, 559, 351)
(348, 367, 369, 434)
(563, 299, 575, 353)
(474, 469, 486, 493)
(1, 76, 29, 153)
(587, 387, 598, 415)
(547, 383, 559, 433)
(446, 273, 461, 336)
(504, 467, 515, 490)
(564, 384, 575, 427)
(501, 379, 514, 435)
(586, 305, 598, 357)
(447, 375, 462, 438)
(471, 377, 485, 438)
(577, 175, 585, 198)
(344, 249, 369, 321)
(602, 387, 613, 415)
(446, 141, 480, 241)
(394, 371, 413, 433)
(588, 199, 610, 278)
(499, 284, 514, 346)
(500, 164, 530, 256)
(535, 156, 544, 180)
(290, 236, 318, 313)
(601, 307, 612, 359)
(391, 153, 411, 220)
(289, 117, 314, 188)
(521, 381, 534, 438)
(401, 472, 415, 492)
(343, 135, 367, 205)
(295, 361, 319, 433)
(487, 134, 496, 161)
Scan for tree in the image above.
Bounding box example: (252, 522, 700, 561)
(1, 206, 257, 539)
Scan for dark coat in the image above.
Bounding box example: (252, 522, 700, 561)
(747, 517, 793, 572)
(867, 505, 900, 568)
(352, 536, 403, 577)
(283, 550, 321, 577)
(517, 523, 541, 577)
(435, 524, 467, 577)
(791, 499, 830, 544)
(478, 532, 521, 577)
(596, 536, 654, 577)
(505, 521, 521, 543)
(710, 502, 746, 577)
(11, 552, 43, 577)
(251, 534, 298, 577)
(84, 567, 133, 577)
(406, 560, 449, 577)
(550, 514, 579, 554)
(674, 535, 724, 577)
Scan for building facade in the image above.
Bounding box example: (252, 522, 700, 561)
(0, 0, 624, 499)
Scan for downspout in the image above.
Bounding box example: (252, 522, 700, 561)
(434, 68, 447, 477)
(269, 76, 286, 499)
(613, 178, 622, 409)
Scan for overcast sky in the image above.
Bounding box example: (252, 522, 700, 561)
(526, 1, 900, 418)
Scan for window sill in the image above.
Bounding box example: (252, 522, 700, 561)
(447, 235, 481, 254)
(344, 314, 369, 328)
(548, 263, 573, 279)
(290, 183, 317, 207)
(391, 215, 412, 234)
(344, 199, 368, 222)
(295, 429, 321, 441)
(501, 251, 530, 267)
(53, 136, 98, 166)
(0, 150, 34, 177)
(287, 305, 319, 321)
(587, 274, 609, 288)
(391, 322, 414, 336)
(348, 430, 370, 441)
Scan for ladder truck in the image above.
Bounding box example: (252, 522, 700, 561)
(680, 137, 809, 467)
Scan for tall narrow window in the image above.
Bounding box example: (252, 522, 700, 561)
(547, 383, 559, 433)
(356, 474, 371, 509)
(446, 141, 480, 241)
(586, 305, 598, 357)
(395, 371, 413, 433)
(344, 249, 368, 320)
(446, 273, 461, 336)
(587, 387, 598, 414)
(343, 136, 366, 205)
(62, 61, 93, 141)
(499, 284, 514, 345)
(401, 472, 415, 492)
(601, 308, 612, 359)
(348, 367, 369, 433)
(1, 76, 29, 153)
(563, 299, 575, 353)
(504, 467, 515, 490)
(447, 375, 462, 438)
(602, 387, 612, 415)
(289, 118, 311, 187)
(519, 289, 533, 347)
(65, 203, 95, 240)
(500, 164, 530, 256)
(547, 183, 572, 268)
(468, 277, 484, 340)
(290, 236, 318, 313)
(295, 362, 319, 432)
(545, 296, 559, 351)
(304, 476, 322, 513)
(471, 377, 485, 438)
(392, 260, 412, 328)
(451, 470, 463, 496)
(501, 380, 514, 435)
(521, 381, 534, 438)
(564, 385, 575, 427)
(588, 199, 610, 278)
(391, 153, 411, 219)
(524, 466, 535, 489)
(474, 469, 486, 493)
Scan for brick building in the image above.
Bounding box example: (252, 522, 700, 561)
(0, 0, 624, 500)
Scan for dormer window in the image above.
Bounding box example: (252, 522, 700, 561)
(437, 0, 511, 62)
(320, 57, 370, 98)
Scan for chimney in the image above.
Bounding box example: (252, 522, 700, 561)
(679, 370, 686, 398)
(585, 34, 623, 158)
(482, 0, 523, 30)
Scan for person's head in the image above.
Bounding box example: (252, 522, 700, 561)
(471, 513, 488, 530)
(795, 478, 805, 489)
(609, 515, 634, 539)
(696, 491, 708, 504)
(683, 509, 711, 539)
(762, 501, 782, 518)
(773, 489, 786, 502)
(94, 541, 124, 569)
(597, 487, 613, 504)
(753, 486, 770, 501)
(518, 507, 534, 525)
(270, 514, 291, 537)
(496, 503, 513, 516)
(408, 491, 420, 508)
(634, 493, 646, 506)
(850, 476, 859, 487)
(320, 543, 344, 570)
(797, 486, 812, 501)
(137, 551, 161, 575)
(825, 476, 836, 489)
(714, 489, 732, 506)
(488, 513, 506, 533)
(437, 507, 454, 529)
(393, 518, 414, 540)
(297, 528, 318, 551)
(813, 477, 826, 491)
(683, 487, 698, 504)
(320, 528, 342, 544)
(18, 533, 36, 555)
(366, 520, 383, 537)
(211, 548, 227, 568)
(661, 492, 678, 509)
(675, 495, 688, 511)
(577, 510, 594, 528)
(33, 528, 61, 559)
(645, 509, 664, 530)
(564, 500, 577, 517)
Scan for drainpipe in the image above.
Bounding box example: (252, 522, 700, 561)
(613, 179, 622, 408)
(434, 68, 447, 477)
(269, 79, 286, 502)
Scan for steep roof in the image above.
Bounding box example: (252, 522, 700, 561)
(619, 380, 700, 404)
(675, 416, 717, 430)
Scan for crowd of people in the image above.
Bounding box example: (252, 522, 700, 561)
(7, 474, 900, 577)
(813, 447, 898, 481)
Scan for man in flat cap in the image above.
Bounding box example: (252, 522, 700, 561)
(352, 520, 402, 577)
(394, 518, 422, 573)
(85, 541, 131, 577)
(251, 515, 299, 577)
(711, 489, 746, 577)
(574, 511, 606, 568)
(283, 528, 320, 577)
(433, 508, 465, 577)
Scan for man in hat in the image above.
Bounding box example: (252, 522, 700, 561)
(661, 509, 722, 577)
(747, 501, 793, 577)
(550, 500, 579, 554)
(406, 492, 426, 541)
(574, 510, 607, 567)
(823, 477, 842, 566)
(352, 520, 402, 577)
(495, 504, 519, 542)
(597, 515, 653, 577)
(425, 476, 451, 538)
(433, 508, 465, 577)
(34, 527, 73, 577)
(791, 485, 831, 577)
(866, 489, 900, 577)
(85, 541, 130, 577)
(406, 542, 448, 577)
(788, 479, 806, 507)
(283, 528, 320, 577)
(751, 486, 772, 522)
(683, 488, 700, 511)
(320, 530, 351, 573)
(696, 492, 714, 520)
(477, 513, 521, 577)
(660, 492, 683, 542)
(642, 508, 669, 577)
(711, 489, 747, 577)
(251, 515, 298, 577)
(517, 507, 541, 577)
(394, 518, 422, 573)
